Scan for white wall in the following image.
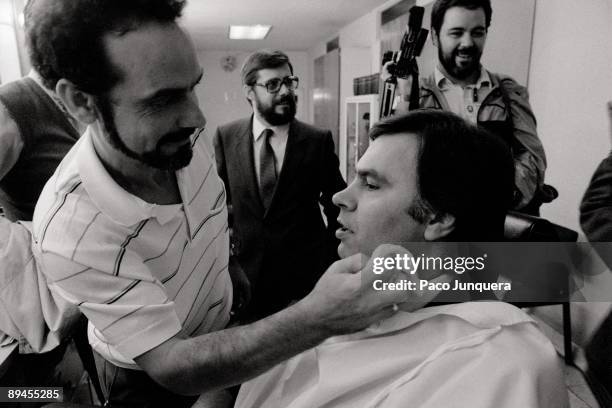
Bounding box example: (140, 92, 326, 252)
(196, 50, 310, 139)
(307, 2, 385, 126)
(530, 0, 612, 233)
(0, 0, 21, 84)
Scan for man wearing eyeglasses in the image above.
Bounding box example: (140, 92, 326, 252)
(214, 50, 346, 321)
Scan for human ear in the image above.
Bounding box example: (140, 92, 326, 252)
(55, 79, 98, 124)
(243, 84, 254, 103)
(431, 30, 439, 48)
(424, 212, 455, 241)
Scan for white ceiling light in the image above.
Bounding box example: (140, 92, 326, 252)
(229, 25, 272, 40)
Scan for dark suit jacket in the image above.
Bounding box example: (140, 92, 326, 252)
(214, 117, 346, 319)
(579, 152, 612, 399)
(581, 152, 612, 243)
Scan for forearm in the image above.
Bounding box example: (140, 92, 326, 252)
(513, 130, 545, 182)
(148, 297, 329, 395)
(507, 83, 546, 179)
(141, 248, 409, 395)
(513, 152, 540, 207)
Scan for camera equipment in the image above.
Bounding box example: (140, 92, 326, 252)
(379, 6, 429, 118)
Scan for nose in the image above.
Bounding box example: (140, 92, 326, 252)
(459, 33, 474, 48)
(277, 81, 292, 96)
(180, 92, 206, 129)
(332, 182, 357, 211)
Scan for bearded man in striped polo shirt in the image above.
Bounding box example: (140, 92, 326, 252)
(28, 0, 411, 406)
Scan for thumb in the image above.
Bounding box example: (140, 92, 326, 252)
(331, 252, 368, 275)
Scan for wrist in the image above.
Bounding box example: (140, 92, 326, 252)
(290, 296, 337, 339)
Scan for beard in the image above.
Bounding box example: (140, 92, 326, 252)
(255, 93, 297, 126)
(438, 45, 482, 81)
(96, 97, 194, 171)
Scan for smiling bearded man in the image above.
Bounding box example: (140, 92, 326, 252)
(384, 0, 549, 215)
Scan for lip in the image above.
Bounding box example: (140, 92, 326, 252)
(336, 228, 351, 240)
(336, 219, 354, 239)
(163, 136, 191, 146)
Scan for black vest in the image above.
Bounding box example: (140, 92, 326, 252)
(0, 78, 80, 221)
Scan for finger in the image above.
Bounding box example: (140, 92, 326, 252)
(361, 244, 414, 285)
(339, 252, 369, 275)
(365, 283, 414, 308)
(371, 243, 413, 260)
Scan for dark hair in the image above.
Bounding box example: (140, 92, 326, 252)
(431, 0, 492, 35)
(25, 0, 186, 93)
(241, 50, 294, 86)
(369, 109, 514, 241)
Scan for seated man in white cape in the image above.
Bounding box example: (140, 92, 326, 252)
(234, 110, 567, 408)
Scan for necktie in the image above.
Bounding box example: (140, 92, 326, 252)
(259, 129, 277, 209)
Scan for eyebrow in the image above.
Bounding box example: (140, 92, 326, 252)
(356, 168, 388, 183)
(448, 25, 486, 31)
(139, 69, 204, 106)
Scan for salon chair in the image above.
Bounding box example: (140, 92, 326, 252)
(503, 211, 578, 364)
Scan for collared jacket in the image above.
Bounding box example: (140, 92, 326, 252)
(399, 71, 546, 209)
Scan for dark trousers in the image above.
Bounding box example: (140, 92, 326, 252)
(0, 343, 69, 408)
(586, 311, 612, 401)
(93, 351, 196, 408)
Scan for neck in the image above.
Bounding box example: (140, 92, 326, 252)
(438, 64, 481, 87)
(253, 112, 291, 130)
(254, 112, 274, 129)
(91, 124, 181, 205)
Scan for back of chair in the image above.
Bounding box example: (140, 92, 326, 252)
(503, 211, 577, 365)
(504, 211, 578, 242)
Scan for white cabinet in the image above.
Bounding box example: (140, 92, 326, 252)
(340, 95, 379, 182)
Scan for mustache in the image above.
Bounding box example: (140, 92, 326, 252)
(455, 47, 478, 56)
(159, 127, 197, 144)
(276, 94, 296, 105)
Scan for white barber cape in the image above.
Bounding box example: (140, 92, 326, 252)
(235, 302, 568, 408)
(0, 217, 78, 353)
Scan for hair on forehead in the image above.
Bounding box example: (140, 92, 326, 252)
(369, 110, 513, 241)
(241, 49, 294, 86)
(25, 0, 186, 94)
(431, 0, 492, 34)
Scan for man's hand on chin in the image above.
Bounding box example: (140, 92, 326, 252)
(295, 244, 426, 336)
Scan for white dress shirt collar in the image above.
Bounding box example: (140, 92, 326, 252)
(252, 114, 290, 141)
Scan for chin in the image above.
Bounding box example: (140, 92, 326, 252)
(168, 150, 193, 170)
(337, 242, 360, 259)
(145, 146, 193, 171)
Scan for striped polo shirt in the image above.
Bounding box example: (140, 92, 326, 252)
(32, 126, 232, 369)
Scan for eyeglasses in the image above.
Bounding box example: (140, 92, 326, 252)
(253, 76, 299, 93)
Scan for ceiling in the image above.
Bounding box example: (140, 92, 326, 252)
(181, 0, 390, 51)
